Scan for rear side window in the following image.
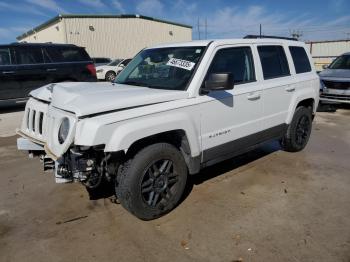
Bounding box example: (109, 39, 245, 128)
(289, 46, 311, 73)
(0, 48, 11, 65)
(207, 47, 256, 85)
(15, 47, 44, 64)
(258, 45, 290, 79)
(44, 46, 90, 63)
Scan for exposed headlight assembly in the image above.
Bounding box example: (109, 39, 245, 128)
(58, 117, 70, 144)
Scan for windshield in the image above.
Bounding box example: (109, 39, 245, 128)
(328, 55, 350, 69)
(108, 59, 122, 66)
(115, 46, 205, 90)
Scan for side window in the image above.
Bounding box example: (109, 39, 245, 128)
(289, 46, 311, 74)
(45, 46, 90, 62)
(0, 48, 12, 65)
(258, 45, 290, 79)
(15, 47, 44, 64)
(206, 47, 255, 85)
(122, 59, 131, 66)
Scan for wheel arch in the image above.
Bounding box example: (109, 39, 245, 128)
(287, 91, 317, 124)
(103, 115, 202, 174)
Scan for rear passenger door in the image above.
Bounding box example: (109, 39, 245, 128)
(14, 46, 48, 97)
(200, 45, 264, 163)
(0, 47, 21, 100)
(256, 44, 294, 130)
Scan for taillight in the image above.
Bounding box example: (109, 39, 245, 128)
(86, 63, 96, 76)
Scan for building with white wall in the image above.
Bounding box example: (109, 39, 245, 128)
(17, 14, 192, 59)
(305, 39, 350, 71)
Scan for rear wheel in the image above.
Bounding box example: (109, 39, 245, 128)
(282, 106, 313, 152)
(117, 143, 187, 220)
(105, 71, 116, 82)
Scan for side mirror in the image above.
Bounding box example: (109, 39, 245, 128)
(322, 64, 328, 69)
(203, 73, 234, 92)
(119, 64, 125, 68)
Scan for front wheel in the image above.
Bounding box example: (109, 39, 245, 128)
(281, 106, 313, 152)
(105, 71, 116, 82)
(117, 143, 187, 220)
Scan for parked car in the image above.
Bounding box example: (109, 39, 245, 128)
(0, 43, 97, 106)
(17, 36, 319, 220)
(92, 57, 112, 67)
(96, 59, 132, 81)
(319, 52, 350, 104)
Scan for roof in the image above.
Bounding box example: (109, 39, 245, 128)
(0, 42, 79, 47)
(16, 14, 192, 41)
(151, 38, 305, 49)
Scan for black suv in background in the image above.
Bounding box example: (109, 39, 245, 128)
(0, 43, 97, 105)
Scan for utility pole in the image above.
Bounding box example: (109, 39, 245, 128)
(259, 24, 262, 37)
(197, 17, 201, 40)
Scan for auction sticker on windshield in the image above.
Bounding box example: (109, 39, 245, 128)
(166, 58, 195, 71)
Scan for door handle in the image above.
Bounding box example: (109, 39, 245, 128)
(285, 86, 295, 92)
(46, 68, 57, 72)
(2, 71, 15, 74)
(247, 93, 261, 101)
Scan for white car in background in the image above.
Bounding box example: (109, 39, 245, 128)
(96, 58, 132, 81)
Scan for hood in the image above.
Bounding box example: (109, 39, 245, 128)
(319, 69, 350, 82)
(31, 82, 189, 117)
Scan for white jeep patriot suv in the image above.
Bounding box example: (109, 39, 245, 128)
(17, 36, 320, 220)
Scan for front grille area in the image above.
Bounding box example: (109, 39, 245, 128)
(322, 80, 350, 90)
(320, 93, 350, 101)
(20, 98, 49, 143)
(26, 108, 46, 136)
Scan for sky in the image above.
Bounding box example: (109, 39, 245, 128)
(0, 0, 350, 44)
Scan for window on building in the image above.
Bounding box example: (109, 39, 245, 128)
(206, 47, 256, 85)
(289, 46, 311, 73)
(258, 45, 290, 79)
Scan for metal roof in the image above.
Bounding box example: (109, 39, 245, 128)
(16, 14, 192, 41)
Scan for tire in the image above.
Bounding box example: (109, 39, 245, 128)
(117, 143, 188, 220)
(105, 71, 116, 82)
(282, 106, 313, 152)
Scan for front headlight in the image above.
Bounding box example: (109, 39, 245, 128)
(58, 117, 70, 144)
(96, 69, 103, 73)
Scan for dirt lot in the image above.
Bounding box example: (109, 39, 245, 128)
(0, 106, 349, 262)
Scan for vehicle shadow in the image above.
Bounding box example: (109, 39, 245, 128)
(180, 140, 282, 203)
(317, 103, 350, 113)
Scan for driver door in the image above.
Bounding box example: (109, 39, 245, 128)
(199, 45, 264, 164)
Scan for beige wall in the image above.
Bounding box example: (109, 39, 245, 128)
(64, 17, 192, 58)
(306, 40, 350, 71)
(19, 20, 65, 44)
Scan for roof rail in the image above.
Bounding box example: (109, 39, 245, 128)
(244, 35, 298, 41)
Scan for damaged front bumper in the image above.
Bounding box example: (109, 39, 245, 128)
(17, 137, 117, 188)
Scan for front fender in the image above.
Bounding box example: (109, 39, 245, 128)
(104, 112, 201, 157)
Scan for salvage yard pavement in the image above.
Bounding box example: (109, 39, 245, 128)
(0, 106, 349, 262)
(0, 107, 24, 137)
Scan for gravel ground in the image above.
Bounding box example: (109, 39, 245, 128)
(0, 106, 349, 262)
